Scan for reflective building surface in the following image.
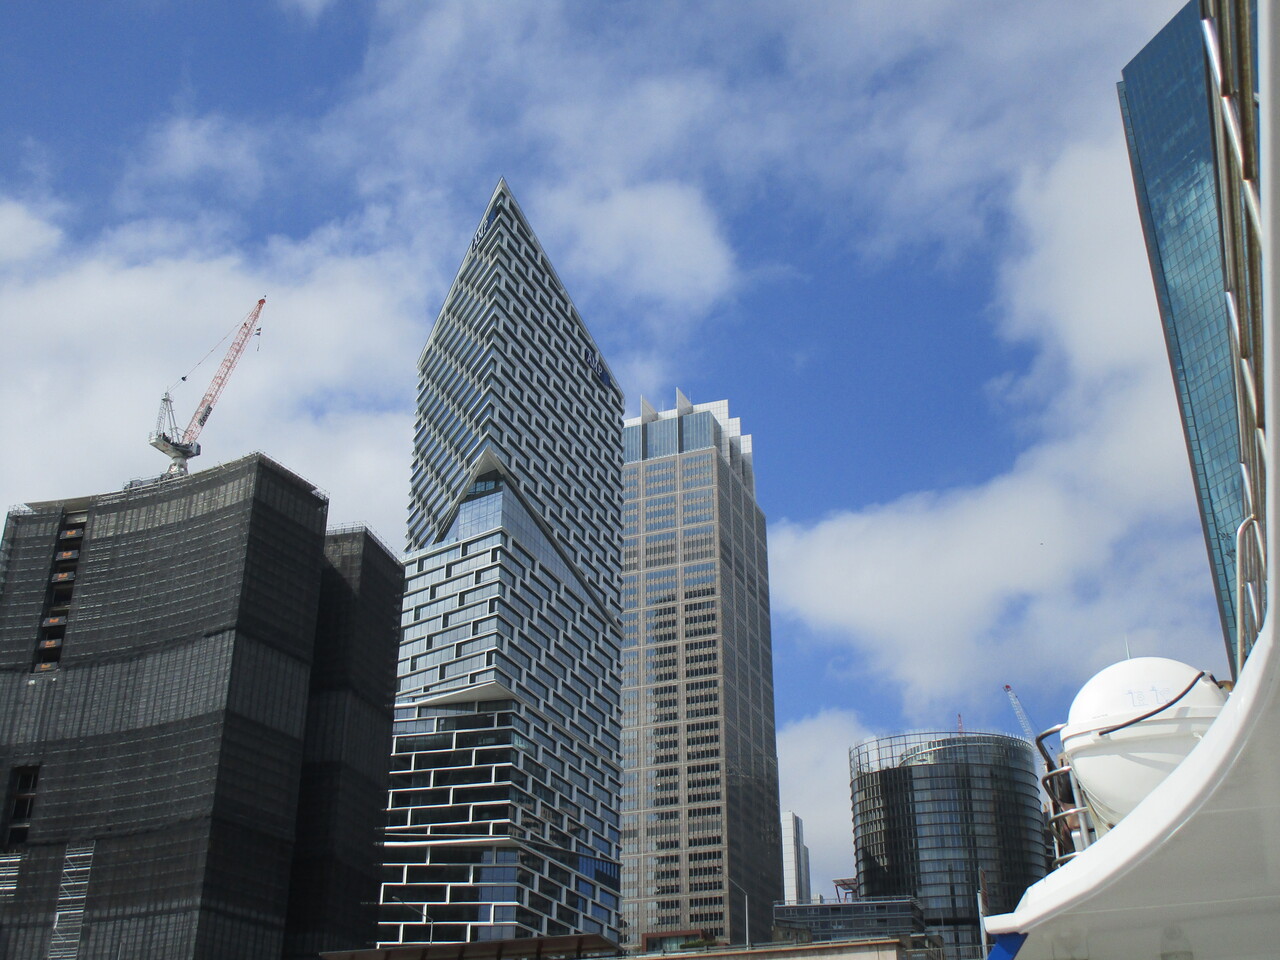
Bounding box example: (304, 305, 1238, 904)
(619, 393, 781, 947)
(380, 181, 625, 945)
(780, 812, 812, 906)
(850, 733, 1046, 959)
(1119, 0, 1244, 671)
(0, 454, 402, 960)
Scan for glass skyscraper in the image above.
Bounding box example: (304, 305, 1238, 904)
(379, 181, 625, 945)
(1119, 0, 1245, 671)
(850, 732, 1047, 960)
(619, 393, 781, 948)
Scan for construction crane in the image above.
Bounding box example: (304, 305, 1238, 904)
(1004, 683, 1037, 740)
(150, 297, 265, 477)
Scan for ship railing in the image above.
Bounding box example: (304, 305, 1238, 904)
(1035, 723, 1097, 868)
(1202, 0, 1268, 676)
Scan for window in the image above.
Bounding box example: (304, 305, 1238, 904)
(5, 767, 39, 846)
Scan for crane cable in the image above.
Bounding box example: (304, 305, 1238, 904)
(165, 314, 259, 394)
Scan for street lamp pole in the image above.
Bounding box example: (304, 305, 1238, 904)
(727, 878, 750, 947)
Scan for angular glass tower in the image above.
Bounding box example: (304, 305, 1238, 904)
(1119, 0, 1245, 671)
(380, 181, 625, 945)
(619, 393, 781, 948)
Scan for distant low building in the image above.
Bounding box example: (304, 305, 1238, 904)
(773, 899, 926, 944)
(322, 931, 944, 960)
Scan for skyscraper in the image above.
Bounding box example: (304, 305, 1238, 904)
(780, 812, 812, 905)
(850, 732, 1047, 960)
(0, 454, 402, 960)
(379, 181, 625, 945)
(1119, 0, 1245, 672)
(619, 393, 781, 948)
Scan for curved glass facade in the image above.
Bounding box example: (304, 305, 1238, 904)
(850, 732, 1047, 959)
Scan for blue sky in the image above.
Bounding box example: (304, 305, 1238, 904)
(0, 0, 1215, 891)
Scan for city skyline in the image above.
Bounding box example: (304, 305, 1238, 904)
(0, 0, 1208, 893)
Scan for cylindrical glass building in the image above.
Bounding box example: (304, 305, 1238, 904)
(850, 732, 1047, 959)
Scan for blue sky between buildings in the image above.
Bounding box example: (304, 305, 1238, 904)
(0, 0, 1219, 891)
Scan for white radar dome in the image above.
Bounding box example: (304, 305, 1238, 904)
(1060, 656, 1226, 832)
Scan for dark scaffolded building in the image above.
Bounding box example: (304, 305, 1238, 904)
(850, 733, 1047, 960)
(0, 453, 403, 960)
(378, 180, 625, 945)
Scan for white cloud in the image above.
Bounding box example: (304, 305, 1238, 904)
(118, 115, 268, 210)
(537, 181, 736, 317)
(769, 128, 1226, 719)
(278, 0, 336, 20)
(777, 709, 877, 898)
(0, 202, 423, 546)
(0, 201, 62, 263)
(0, 1, 1207, 743)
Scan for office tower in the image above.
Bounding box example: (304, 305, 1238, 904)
(380, 181, 625, 945)
(850, 732, 1047, 960)
(1119, 0, 1246, 672)
(0, 453, 402, 960)
(780, 812, 811, 905)
(619, 393, 781, 948)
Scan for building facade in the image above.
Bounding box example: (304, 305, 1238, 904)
(773, 899, 927, 945)
(0, 454, 402, 960)
(1119, 0, 1245, 672)
(379, 181, 626, 945)
(619, 393, 782, 947)
(850, 733, 1046, 960)
(781, 812, 812, 906)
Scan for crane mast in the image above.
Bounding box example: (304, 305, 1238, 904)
(150, 297, 265, 477)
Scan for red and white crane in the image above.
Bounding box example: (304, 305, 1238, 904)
(150, 297, 265, 477)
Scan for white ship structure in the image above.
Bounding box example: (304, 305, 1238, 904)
(984, 2, 1279, 958)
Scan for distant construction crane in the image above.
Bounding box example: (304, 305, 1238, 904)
(150, 297, 265, 477)
(1004, 683, 1037, 740)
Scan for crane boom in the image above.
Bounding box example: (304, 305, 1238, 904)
(1004, 684, 1036, 740)
(150, 297, 265, 477)
(180, 298, 266, 445)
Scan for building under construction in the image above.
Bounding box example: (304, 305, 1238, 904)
(0, 453, 403, 960)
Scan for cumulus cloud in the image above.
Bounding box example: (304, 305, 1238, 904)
(117, 115, 269, 211)
(537, 181, 736, 317)
(0, 1, 1204, 740)
(0, 199, 423, 545)
(769, 130, 1224, 717)
(0, 201, 62, 263)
